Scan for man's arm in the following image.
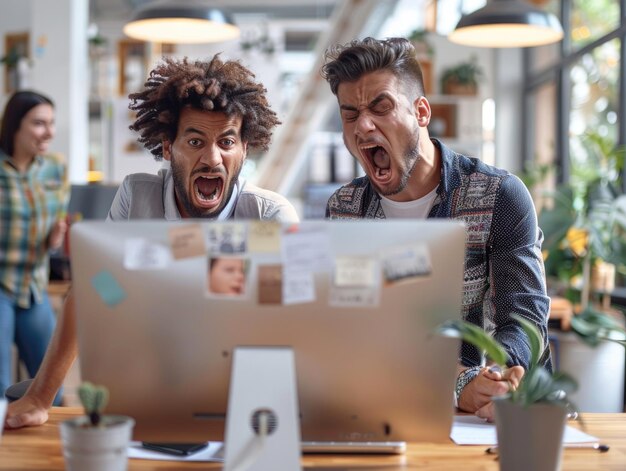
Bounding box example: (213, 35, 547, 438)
(5, 291, 78, 429)
(457, 174, 549, 421)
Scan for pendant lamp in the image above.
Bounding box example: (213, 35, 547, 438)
(123, 0, 240, 44)
(448, 0, 563, 48)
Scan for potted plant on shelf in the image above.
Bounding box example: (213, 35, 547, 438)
(407, 28, 434, 94)
(60, 382, 135, 471)
(440, 55, 483, 96)
(438, 315, 577, 471)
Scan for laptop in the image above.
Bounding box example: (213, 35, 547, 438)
(70, 219, 465, 449)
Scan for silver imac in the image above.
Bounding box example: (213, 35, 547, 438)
(70, 219, 465, 444)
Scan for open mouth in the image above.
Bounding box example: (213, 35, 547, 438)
(361, 144, 391, 181)
(193, 175, 224, 208)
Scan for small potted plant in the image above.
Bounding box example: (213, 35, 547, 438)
(439, 313, 625, 471)
(438, 315, 577, 471)
(440, 55, 483, 95)
(60, 382, 135, 471)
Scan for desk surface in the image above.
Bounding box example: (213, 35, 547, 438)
(1, 408, 625, 470)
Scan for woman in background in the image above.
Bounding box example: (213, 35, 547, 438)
(0, 90, 68, 404)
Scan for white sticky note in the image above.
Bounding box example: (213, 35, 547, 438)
(329, 285, 380, 308)
(124, 238, 172, 270)
(334, 257, 377, 287)
(283, 270, 315, 305)
(281, 228, 332, 273)
(381, 244, 432, 284)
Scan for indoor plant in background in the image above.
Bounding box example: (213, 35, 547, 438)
(440, 55, 483, 95)
(60, 382, 135, 471)
(523, 131, 626, 411)
(438, 315, 577, 471)
(539, 130, 626, 309)
(407, 28, 434, 94)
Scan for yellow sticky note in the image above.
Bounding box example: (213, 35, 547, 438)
(248, 221, 281, 253)
(168, 224, 206, 260)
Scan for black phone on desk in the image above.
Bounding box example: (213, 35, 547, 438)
(141, 442, 209, 456)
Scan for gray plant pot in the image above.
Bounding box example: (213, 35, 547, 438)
(60, 415, 135, 471)
(494, 398, 567, 471)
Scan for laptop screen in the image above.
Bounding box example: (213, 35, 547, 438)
(70, 219, 464, 443)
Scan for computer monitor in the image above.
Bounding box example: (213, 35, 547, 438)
(70, 219, 465, 444)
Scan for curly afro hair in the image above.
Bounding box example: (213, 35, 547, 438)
(129, 55, 280, 160)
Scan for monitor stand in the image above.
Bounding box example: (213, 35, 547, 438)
(223, 347, 302, 471)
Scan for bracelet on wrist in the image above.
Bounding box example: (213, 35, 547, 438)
(454, 366, 482, 406)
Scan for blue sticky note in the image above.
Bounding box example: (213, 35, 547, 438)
(91, 271, 127, 307)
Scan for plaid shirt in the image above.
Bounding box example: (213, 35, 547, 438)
(326, 139, 551, 371)
(0, 152, 68, 308)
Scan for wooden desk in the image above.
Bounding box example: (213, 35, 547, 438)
(2, 408, 625, 470)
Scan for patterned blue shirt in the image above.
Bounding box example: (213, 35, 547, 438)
(326, 139, 552, 371)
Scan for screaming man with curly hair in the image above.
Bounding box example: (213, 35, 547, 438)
(108, 54, 298, 221)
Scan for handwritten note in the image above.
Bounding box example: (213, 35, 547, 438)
(168, 224, 206, 260)
(124, 238, 172, 270)
(334, 257, 377, 287)
(281, 228, 332, 273)
(248, 222, 281, 253)
(283, 270, 315, 305)
(329, 285, 380, 308)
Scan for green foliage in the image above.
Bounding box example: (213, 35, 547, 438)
(437, 314, 577, 408)
(537, 131, 626, 300)
(440, 55, 483, 87)
(436, 320, 509, 366)
(406, 28, 434, 56)
(571, 305, 626, 348)
(0, 46, 21, 68)
(78, 382, 109, 427)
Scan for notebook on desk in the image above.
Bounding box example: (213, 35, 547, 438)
(70, 219, 465, 447)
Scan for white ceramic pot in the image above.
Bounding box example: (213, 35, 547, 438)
(60, 415, 134, 471)
(494, 399, 567, 471)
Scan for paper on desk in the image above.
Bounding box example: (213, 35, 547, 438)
(127, 441, 224, 462)
(451, 415, 599, 446)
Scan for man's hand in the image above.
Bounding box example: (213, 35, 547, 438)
(458, 366, 525, 422)
(4, 396, 50, 429)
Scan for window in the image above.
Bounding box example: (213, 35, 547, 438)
(524, 0, 626, 298)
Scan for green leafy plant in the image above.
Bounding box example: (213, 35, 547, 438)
(538, 131, 626, 304)
(407, 28, 433, 57)
(0, 46, 21, 68)
(78, 381, 109, 427)
(437, 315, 577, 408)
(440, 56, 483, 92)
(571, 305, 626, 347)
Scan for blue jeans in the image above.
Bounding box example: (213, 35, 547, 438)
(0, 289, 63, 405)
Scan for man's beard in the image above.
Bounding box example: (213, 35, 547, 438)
(171, 153, 242, 218)
(377, 131, 421, 197)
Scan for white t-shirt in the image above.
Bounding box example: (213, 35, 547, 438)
(379, 186, 439, 219)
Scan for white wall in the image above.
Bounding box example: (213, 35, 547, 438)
(0, 0, 89, 183)
(494, 48, 524, 173)
(0, 1, 31, 109)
